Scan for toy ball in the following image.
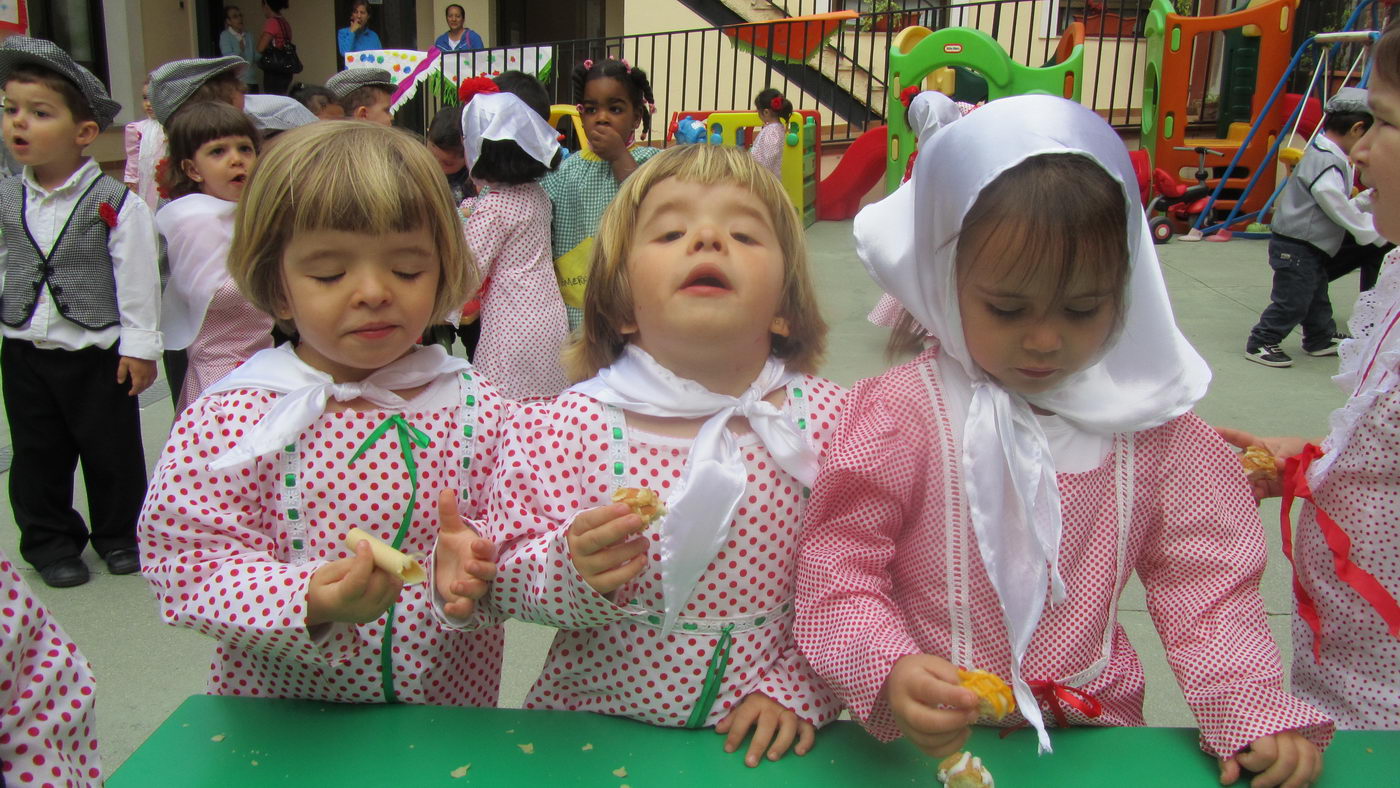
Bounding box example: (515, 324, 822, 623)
(709, 132, 723, 145)
(805, 116, 815, 125)
(786, 132, 798, 146)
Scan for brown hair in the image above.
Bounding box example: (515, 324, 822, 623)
(562, 143, 826, 380)
(341, 84, 392, 115)
(886, 152, 1130, 358)
(3, 64, 94, 125)
(226, 121, 476, 335)
(161, 101, 260, 199)
(1374, 19, 1400, 90)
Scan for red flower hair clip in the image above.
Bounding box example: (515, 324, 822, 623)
(98, 202, 118, 229)
(899, 85, 920, 109)
(770, 95, 784, 111)
(458, 76, 500, 104)
(153, 157, 172, 200)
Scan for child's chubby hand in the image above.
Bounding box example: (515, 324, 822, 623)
(566, 502, 649, 596)
(433, 490, 497, 620)
(305, 540, 405, 627)
(881, 653, 979, 757)
(1214, 427, 1314, 502)
(117, 356, 157, 396)
(715, 691, 816, 768)
(1217, 731, 1322, 788)
(585, 122, 629, 163)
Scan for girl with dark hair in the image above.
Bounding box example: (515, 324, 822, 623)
(541, 56, 661, 329)
(435, 4, 484, 52)
(750, 87, 792, 177)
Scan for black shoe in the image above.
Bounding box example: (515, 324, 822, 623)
(39, 557, 90, 588)
(1303, 332, 1350, 357)
(1245, 344, 1293, 367)
(104, 548, 140, 575)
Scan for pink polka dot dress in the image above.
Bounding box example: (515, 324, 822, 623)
(177, 278, 274, 414)
(0, 550, 101, 787)
(138, 373, 508, 706)
(795, 349, 1334, 758)
(480, 377, 846, 728)
(749, 121, 786, 178)
(462, 183, 570, 400)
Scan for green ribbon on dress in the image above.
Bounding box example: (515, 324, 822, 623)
(348, 413, 433, 704)
(685, 623, 736, 729)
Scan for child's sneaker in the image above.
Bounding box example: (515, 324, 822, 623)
(1245, 344, 1293, 367)
(1303, 332, 1350, 357)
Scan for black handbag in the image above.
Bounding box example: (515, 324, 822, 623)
(258, 18, 302, 75)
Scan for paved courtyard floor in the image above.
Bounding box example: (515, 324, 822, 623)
(0, 225, 1361, 776)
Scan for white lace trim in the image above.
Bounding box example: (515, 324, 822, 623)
(1313, 248, 1400, 484)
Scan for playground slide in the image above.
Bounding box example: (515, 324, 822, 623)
(816, 125, 888, 221)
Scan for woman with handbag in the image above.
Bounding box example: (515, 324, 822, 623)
(257, 0, 299, 95)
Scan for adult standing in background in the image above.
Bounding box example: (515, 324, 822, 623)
(257, 0, 294, 95)
(219, 5, 259, 93)
(434, 4, 484, 52)
(337, 1, 382, 58)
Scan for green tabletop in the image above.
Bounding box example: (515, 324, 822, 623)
(110, 695, 1395, 786)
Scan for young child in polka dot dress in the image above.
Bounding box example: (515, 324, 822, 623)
(1219, 25, 1400, 731)
(138, 122, 506, 707)
(0, 548, 101, 786)
(441, 144, 843, 766)
(796, 96, 1332, 785)
(457, 80, 570, 400)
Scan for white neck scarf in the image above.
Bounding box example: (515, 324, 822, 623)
(855, 95, 1210, 753)
(460, 92, 560, 174)
(571, 345, 818, 633)
(206, 344, 472, 471)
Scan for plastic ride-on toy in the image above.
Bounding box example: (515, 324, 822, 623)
(1146, 146, 1224, 244)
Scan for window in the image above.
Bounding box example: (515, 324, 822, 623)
(1043, 0, 1165, 39)
(27, 0, 108, 86)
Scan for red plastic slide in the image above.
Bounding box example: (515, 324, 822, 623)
(816, 125, 887, 221)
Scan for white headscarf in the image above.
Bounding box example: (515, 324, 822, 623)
(855, 95, 1210, 753)
(459, 91, 560, 173)
(906, 91, 964, 141)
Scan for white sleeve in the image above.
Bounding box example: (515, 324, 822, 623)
(1311, 167, 1382, 246)
(111, 192, 163, 359)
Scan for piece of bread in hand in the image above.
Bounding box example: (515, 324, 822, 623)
(1241, 446, 1278, 482)
(611, 486, 666, 526)
(956, 668, 1016, 721)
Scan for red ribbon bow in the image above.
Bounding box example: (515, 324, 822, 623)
(1281, 444, 1400, 663)
(899, 85, 921, 108)
(999, 679, 1103, 738)
(770, 95, 783, 111)
(98, 202, 118, 229)
(457, 76, 499, 104)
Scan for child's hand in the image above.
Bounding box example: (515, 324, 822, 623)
(1214, 427, 1314, 501)
(1217, 731, 1321, 788)
(434, 489, 496, 620)
(881, 654, 978, 757)
(117, 356, 157, 396)
(714, 691, 816, 767)
(566, 502, 648, 595)
(586, 122, 629, 163)
(305, 540, 405, 627)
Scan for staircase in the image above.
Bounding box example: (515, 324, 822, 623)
(678, 0, 886, 124)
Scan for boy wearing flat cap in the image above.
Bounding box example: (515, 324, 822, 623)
(0, 36, 162, 587)
(325, 66, 395, 125)
(1246, 87, 1393, 367)
(147, 55, 247, 128)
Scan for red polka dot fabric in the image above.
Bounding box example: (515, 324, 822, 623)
(479, 377, 846, 727)
(795, 348, 1334, 758)
(0, 550, 101, 787)
(1292, 387, 1400, 728)
(139, 375, 508, 706)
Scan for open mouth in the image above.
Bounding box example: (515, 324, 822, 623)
(680, 264, 731, 293)
(231, 174, 247, 184)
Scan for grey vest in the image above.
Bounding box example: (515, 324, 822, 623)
(0, 174, 125, 330)
(1270, 139, 1350, 257)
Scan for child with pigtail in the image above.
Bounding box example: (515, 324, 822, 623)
(750, 88, 791, 178)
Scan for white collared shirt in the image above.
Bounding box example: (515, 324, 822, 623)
(1310, 133, 1382, 247)
(0, 158, 162, 359)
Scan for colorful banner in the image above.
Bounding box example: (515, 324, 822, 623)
(344, 46, 554, 113)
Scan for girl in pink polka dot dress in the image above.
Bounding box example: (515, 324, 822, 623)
(796, 96, 1332, 785)
(0, 549, 101, 787)
(440, 144, 844, 766)
(1219, 28, 1400, 732)
(138, 122, 505, 707)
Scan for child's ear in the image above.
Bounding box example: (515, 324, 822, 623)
(770, 316, 790, 337)
(180, 158, 203, 183)
(74, 120, 100, 148)
(353, 105, 369, 120)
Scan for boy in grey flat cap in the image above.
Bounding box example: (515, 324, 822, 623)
(148, 55, 247, 128)
(1246, 87, 1394, 367)
(325, 66, 395, 125)
(0, 36, 162, 587)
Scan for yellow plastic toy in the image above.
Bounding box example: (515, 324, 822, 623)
(701, 110, 817, 226)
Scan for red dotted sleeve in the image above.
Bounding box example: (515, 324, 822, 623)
(138, 393, 368, 667)
(796, 374, 927, 741)
(0, 552, 102, 787)
(464, 192, 512, 284)
(1135, 413, 1334, 758)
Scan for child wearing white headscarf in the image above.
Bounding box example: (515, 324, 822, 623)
(795, 95, 1332, 783)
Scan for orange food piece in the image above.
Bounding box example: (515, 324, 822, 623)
(612, 487, 666, 525)
(1241, 446, 1278, 482)
(957, 668, 1015, 721)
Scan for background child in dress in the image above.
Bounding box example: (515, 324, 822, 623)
(1218, 22, 1400, 731)
(795, 95, 1331, 786)
(749, 88, 791, 178)
(441, 144, 841, 766)
(542, 57, 662, 329)
(157, 101, 270, 414)
(139, 121, 504, 706)
(458, 84, 568, 400)
(122, 75, 164, 211)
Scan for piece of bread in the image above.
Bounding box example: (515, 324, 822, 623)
(1241, 446, 1278, 482)
(937, 751, 994, 788)
(343, 526, 427, 584)
(957, 668, 1015, 721)
(612, 486, 666, 526)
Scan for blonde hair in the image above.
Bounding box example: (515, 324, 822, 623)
(227, 121, 476, 335)
(563, 144, 826, 380)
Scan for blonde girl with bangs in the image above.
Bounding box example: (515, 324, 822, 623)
(441, 144, 843, 765)
(139, 121, 508, 707)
